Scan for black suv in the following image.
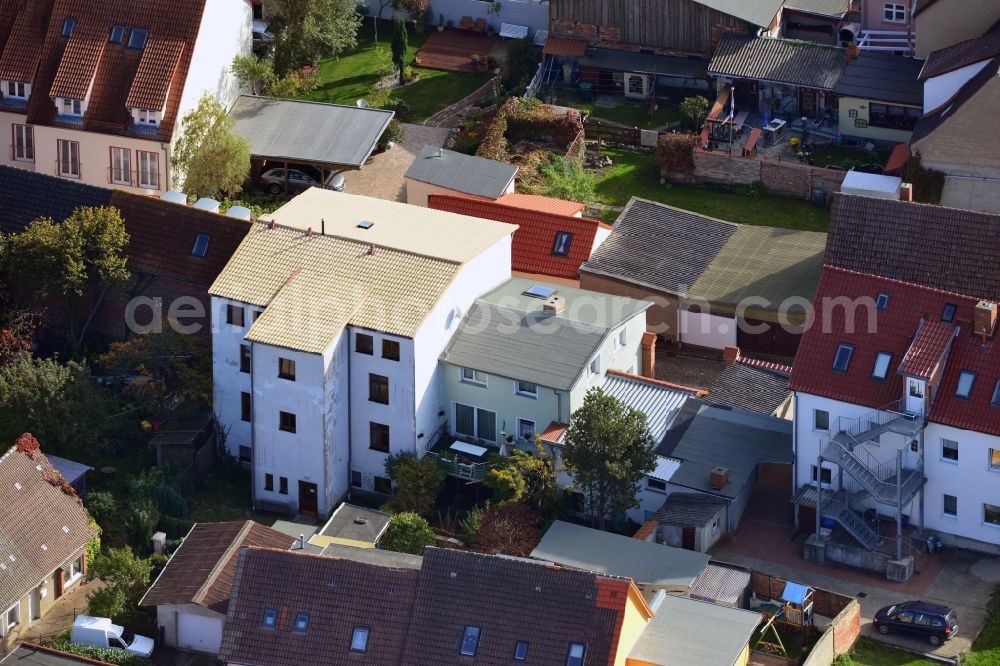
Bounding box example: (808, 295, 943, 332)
(873, 601, 958, 646)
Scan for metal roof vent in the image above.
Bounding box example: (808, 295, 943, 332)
(193, 197, 221, 213)
(353, 516, 368, 525)
(160, 190, 187, 205)
(357, 220, 374, 229)
(226, 205, 253, 220)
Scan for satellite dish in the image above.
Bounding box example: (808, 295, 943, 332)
(357, 99, 369, 108)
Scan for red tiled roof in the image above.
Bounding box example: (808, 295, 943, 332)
(898, 320, 956, 378)
(543, 36, 588, 57)
(540, 421, 567, 443)
(884, 142, 910, 174)
(50, 34, 105, 99)
(497, 192, 586, 217)
(0, 0, 52, 83)
(738, 356, 792, 375)
(428, 194, 602, 280)
(126, 39, 184, 110)
(14, 0, 208, 141)
(790, 266, 1000, 435)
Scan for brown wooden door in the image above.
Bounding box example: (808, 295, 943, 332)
(298, 481, 318, 516)
(682, 527, 696, 550)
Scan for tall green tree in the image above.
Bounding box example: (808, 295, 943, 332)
(85, 547, 152, 621)
(380, 512, 435, 555)
(679, 95, 709, 131)
(485, 442, 560, 518)
(172, 94, 251, 198)
(391, 17, 408, 86)
(268, 0, 363, 74)
(561, 387, 656, 530)
(384, 452, 444, 516)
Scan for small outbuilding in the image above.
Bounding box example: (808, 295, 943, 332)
(150, 412, 216, 487)
(308, 503, 391, 549)
(404, 145, 517, 207)
(46, 455, 92, 497)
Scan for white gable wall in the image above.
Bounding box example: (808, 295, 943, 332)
(923, 60, 991, 114)
(177, 0, 252, 122)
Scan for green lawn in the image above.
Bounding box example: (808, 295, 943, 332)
(301, 21, 491, 123)
(809, 145, 890, 171)
(833, 638, 938, 666)
(594, 148, 830, 231)
(568, 100, 682, 130)
(965, 587, 1000, 666)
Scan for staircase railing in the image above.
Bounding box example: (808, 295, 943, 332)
(820, 492, 881, 549)
(832, 399, 921, 449)
(823, 440, 924, 506)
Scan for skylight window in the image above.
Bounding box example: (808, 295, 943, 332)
(191, 233, 210, 257)
(109, 25, 125, 44)
(262, 608, 277, 629)
(293, 612, 310, 633)
(992, 379, 1000, 407)
(357, 220, 374, 229)
(942, 303, 957, 323)
(351, 627, 369, 653)
(460, 626, 481, 656)
(127, 27, 149, 50)
(876, 292, 889, 312)
(832, 343, 854, 372)
(567, 643, 586, 666)
(514, 641, 529, 661)
(61, 18, 75, 38)
(552, 231, 573, 256)
(872, 352, 892, 380)
(956, 371, 975, 399)
(523, 285, 555, 299)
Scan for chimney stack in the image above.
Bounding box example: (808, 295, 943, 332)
(709, 467, 730, 490)
(542, 295, 566, 315)
(975, 301, 997, 338)
(844, 43, 861, 61)
(899, 183, 913, 202)
(723, 345, 741, 365)
(641, 332, 657, 378)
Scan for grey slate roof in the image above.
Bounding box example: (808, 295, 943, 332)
(0, 645, 108, 665)
(0, 165, 112, 235)
(600, 372, 694, 442)
(709, 33, 847, 90)
(652, 493, 728, 528)
(440, 278, 650, 391)
(45, 455, 92, 486)
(316, 503, 390, 544)
(782, 0, 850, 17)
(707, 362, 791, 414)
(694, 0, 784, 27)
(405, 144, 518, 199)
(835, 53, 925, 106)
(320, 543, 423, 569)
(656, 399, 793, 499)
(530, 520, 710, 589)
(580, 198, 737, 295)
(628, 593, 760, 666)
(229, 95, 394, 168)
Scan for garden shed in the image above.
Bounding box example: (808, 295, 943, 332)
(151, 412, 216, 487)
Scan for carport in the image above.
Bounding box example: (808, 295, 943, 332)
(229, 95, 394, 195)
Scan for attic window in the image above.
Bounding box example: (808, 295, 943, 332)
(109, 25, 125, 44)
(876, 292, 889, 312)
(956, 371, 975, 399)
(357, 220, 374, 229)
(523, 285, 555, 299)
(514, 641, 529, 661)
(872, 352, 892, 380)
(293, 612, 310, 634)
(460, 626, 481, 656)
(351, 627, 369, 653)
(552, 231, 573, 256)
(127, 27, 149, 50)
(191, 233, 210, 257)
(61, 18, 75, 38)
(942, 303, 957, 323)
(566, 643, 586, 666)
(262, 608, 277, 629)
(832, 343, 854, 372)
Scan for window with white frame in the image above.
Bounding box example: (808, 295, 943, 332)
(990, 448, 1000, 472)
(615, 328, 626, 349)
(110, 146, 131, 185)
(647, 477, 667, 493)
(515, 380, 537, 397)
(984, 502, 1000, 527)
(814, 409, 830, 431)
(517, 418, 535, 440)
(12, 124, 32, 162)
(6, 81, 25, 98)
(61, 98, 82, 116)
(3, 602, 17, 633)
(66, 555, 83, 586)
(137, 150, 159, 189)
(943, 494, 957, 518)
(138, 108, 158, 125)
(57, 139, 79, 178)
(460, 367, 488, 386)
(811, 465, 832, 485)
(941, 438, 958, 463)
(454, 403, 496, 441)
(589, 356, 600, 375)
(883, 3, 906, 22)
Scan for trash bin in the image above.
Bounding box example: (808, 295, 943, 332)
(578, 82, 593, 102)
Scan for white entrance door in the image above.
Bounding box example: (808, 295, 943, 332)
(905, 379, 925, 415)
(177, 612, 222, 654)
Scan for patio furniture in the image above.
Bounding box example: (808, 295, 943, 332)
(458, 16, 474, 31)
(500, 22, 529, 39)
(472, 18, 487, 33)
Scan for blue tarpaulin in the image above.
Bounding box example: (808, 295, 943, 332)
(781, 581, 811, 606)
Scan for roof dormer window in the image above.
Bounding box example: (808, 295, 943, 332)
(5, 81, 26, 99)
(127, 27, 149, 50)
(61, 18, 75, 38)
(138, 109, 158, 125)
(60, 98, 82, 116)
(110, 25, 125, 44)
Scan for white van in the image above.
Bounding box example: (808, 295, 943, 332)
(71, 615, 155, 657)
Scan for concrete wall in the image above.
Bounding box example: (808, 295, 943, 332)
(802, 599, 862, 666)
(578, 272, 678, 341)
(914, 0, 1000, 58)
(178, 0, 252, 117)
(568, 313, 646, 407)
(837, 96, 917, 143)
(679, 309, 737, 349)
(360, 0, 550, 35)
(211, 297, 258, 458)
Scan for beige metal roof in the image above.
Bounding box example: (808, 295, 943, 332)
(260, 189, 517, 264)
(210, 223, 461, 352)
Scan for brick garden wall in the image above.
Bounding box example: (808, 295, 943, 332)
(682, 150, 848, 202)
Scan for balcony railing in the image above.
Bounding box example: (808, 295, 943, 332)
(54, 160, 81, 179)
(425, 451, 494, 481)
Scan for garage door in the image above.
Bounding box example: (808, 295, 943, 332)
(178, 612, 222, 654)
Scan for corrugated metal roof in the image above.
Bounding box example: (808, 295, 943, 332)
(530, 521, 709, 589)
(629, 593, 760, 666)
(783, 0, 850, 17)
(707, 362, 791, 415)
(690, 563, 752, 607)
(709, 33, 847, 90)
(834, 53, 924, 106)
(695, 0, 783, 27)
(440, 278, 650, 391)
(653, 493, 728, 528)
(230, 95, 394, 168)
(656, 400, 793, 499)
(404, 145, 518, 199)
(581, 198, 737, 295)
(600, 372, 693, 442)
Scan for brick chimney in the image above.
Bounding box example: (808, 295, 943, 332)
(709, 467, 730, 490)
(844, 43, 861, 61)
(723, 345, 741, 365)
(641, 332, 656, 378)
(900, 183, 913, 202)
(975, 301, 997, 337)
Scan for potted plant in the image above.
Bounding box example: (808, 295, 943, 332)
(438, 12, 445, 32)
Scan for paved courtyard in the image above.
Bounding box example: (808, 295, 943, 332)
(341, 123, 452, 202)
(710, 482, 998, 660)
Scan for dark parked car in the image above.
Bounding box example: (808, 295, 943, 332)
(873, 601, 958, 646)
